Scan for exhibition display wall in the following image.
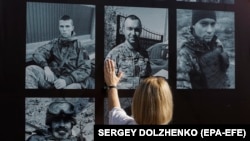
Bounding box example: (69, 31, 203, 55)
(1, 0, 250, 140)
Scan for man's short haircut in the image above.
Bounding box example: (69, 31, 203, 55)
(60, 15, 71, 20)
(123, 15, 142, 29)
(59, 15, 73, 25)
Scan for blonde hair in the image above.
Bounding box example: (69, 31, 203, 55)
(132, 76, 173, 125)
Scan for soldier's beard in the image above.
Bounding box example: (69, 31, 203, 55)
(52, 127, 72, 139)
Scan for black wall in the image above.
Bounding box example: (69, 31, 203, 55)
(1, 0, 250, 140)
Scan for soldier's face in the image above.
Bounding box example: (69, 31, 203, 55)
(59, 19, 74, 38)
(123, 18, 142, 45)
(192, 18, 216, 42)
(51, 118, 73, 139)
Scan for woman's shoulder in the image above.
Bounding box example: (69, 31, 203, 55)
(109, 107, 136, 125)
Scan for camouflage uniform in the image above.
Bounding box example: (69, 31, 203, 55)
(25, 35, 94, 89)
(177, 26, 230, 89)
(26, 132, 85, 141)
(106, 41, 151, 89)
(26, 100, 86, 141)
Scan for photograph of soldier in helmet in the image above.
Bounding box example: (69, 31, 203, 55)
(176, 9, 235, 89)
(25, 98, 94, 141)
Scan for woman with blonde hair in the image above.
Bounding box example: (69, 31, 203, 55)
(104, 59, 173, 125)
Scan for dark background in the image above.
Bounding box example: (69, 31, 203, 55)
(1, 0, 250, 140)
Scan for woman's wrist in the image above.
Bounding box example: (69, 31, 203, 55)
(107, 85, 117, 90)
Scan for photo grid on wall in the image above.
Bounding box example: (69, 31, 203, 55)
(24, 0, 236, 140)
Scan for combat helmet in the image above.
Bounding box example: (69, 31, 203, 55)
(45, 100, 76, 126)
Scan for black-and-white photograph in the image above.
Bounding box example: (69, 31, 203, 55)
(176, 0, 234, 4)
(25, 2, 96, 89)
(104, 98, 132, 124)
(25, 97, 94, 141)
(104, 6, 169, 89)
(176, 9, 235, 89)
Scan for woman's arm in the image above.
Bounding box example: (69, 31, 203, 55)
(107, 87, 120, 111)
(104, 59, 123, 111)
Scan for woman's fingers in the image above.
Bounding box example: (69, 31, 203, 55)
(106, 59, 114, 73)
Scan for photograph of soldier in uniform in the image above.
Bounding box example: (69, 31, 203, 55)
(104, 6, 169, 89)
(176, 0, 234, 4)
(25, 2, 95, 89)
(176, 9, 235, 89)
(25, 97, 94, 141)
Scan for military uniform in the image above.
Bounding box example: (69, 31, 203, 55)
(106, 41, 151, 89)
(176, 26, 230, 89)
(27, 132, 85, 141)
(25, 35, 93, 89)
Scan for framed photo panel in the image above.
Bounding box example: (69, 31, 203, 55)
(104, 6, 169, 89)
(25, 2, 96, 89)
(176, 9, 235, 89)
(25, 97, 95, 141)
